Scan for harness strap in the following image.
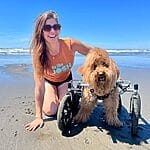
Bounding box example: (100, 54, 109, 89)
(90, 86, 116, 100)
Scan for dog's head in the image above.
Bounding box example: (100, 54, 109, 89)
(78, 48, 119, 96)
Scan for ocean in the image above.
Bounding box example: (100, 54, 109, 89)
(0, 48, 150, 74)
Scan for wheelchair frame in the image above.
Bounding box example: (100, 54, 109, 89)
(57, 79, 141, 136)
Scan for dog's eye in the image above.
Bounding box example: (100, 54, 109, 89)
(103, 62, 109, 67)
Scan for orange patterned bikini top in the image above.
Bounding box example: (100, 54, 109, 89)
(43, 38, 75, 82)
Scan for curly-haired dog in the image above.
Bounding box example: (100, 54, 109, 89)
(74, 48, 123, 127)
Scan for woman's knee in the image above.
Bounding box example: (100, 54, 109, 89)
(42, 102, 58, 116)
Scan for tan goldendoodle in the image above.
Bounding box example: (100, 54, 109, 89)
(74, 48, 123, 127)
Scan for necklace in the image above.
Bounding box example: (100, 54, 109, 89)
(49, 49, 59, 56)
(52, 56, 55, 59)
(46, 40, 60, 59)
(49, 47, 61, 61)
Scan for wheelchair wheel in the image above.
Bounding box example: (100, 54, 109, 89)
(57, 92, 80, 132)
(57, 93, 73, 132)
(130, 92, 141, 136)
(117, 94, 122, 113)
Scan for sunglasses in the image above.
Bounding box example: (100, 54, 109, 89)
(43, 24, 61, 32)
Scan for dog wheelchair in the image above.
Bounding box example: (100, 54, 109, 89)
(57, 79, 141, 136)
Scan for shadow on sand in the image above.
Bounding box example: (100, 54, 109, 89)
(59, 103, 150, 145)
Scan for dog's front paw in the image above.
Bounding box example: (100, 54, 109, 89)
(107, 118, 123, 128)
(73, 112, 89, 123)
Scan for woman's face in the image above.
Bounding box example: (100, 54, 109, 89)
(42, 18, 61, 42)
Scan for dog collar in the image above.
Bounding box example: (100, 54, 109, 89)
(89, 88, 110, 100)
(89, 87, 116, 100)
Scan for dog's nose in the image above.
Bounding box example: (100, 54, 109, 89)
(98, 73, 106, 81)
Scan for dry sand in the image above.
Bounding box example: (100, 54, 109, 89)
(0, 64, 150, 150)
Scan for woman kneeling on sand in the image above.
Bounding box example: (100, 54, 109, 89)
(25, 10, 92, 131)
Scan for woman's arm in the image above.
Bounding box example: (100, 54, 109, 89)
(71, 39, 93, 55)
(24, 73, 45, 131)
(34, 74, 45, 119)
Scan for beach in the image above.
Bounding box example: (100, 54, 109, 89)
(0, 52, 150, 150)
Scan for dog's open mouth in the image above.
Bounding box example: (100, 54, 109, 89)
(98, 74, 106, 82)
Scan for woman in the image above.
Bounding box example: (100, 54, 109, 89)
(25, 10, 92, 131)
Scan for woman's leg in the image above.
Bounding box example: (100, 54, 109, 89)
(42, 81, 59, 116)
(57, 82, 68, 102)
(43, 81, 68, 116)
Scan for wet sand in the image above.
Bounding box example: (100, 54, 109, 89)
(0, 64, 150, 150)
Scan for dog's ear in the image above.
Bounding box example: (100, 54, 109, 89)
(116, 67, 120, 79)
(112, 59, 120, 79)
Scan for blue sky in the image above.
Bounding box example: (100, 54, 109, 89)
(0, 0, 150, 49)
